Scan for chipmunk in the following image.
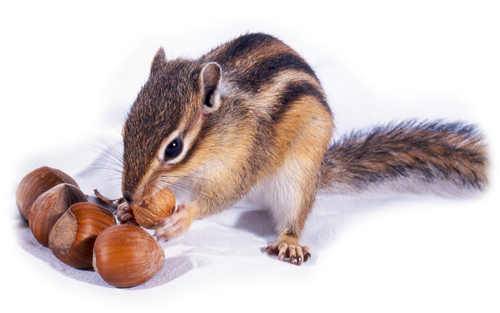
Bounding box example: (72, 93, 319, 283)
(118, 33, 488, 265)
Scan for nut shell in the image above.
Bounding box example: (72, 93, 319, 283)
(130, 188, 175, 229)
(92, 224, 165, 288)
(29, 183, 87, 247)
(16, 166, 79, 220)
(49, 202, 116, 269)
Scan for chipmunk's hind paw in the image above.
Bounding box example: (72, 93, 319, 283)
(265, 242, 311, 266)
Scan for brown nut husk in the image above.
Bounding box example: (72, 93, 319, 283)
(130, 188, 175, 229)
(49, 202, 117, 269)
(16, 166, 79, 220)
(92, 224, 165, 288)
(29, 184, 87, 247)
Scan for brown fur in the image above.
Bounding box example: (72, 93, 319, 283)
(122, 33, 488, 265)
(320, 120, 488, 193)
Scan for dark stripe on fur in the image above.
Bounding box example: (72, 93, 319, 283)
(271, 81, 329, 122)
(320, 120, 488, 192)
(211, 33, 275, 65)
(239, 53, 319, 93)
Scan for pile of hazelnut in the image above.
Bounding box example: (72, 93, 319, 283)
(16, 166, 175, 288)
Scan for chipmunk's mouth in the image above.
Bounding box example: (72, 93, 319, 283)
(120, 186, 176, 230)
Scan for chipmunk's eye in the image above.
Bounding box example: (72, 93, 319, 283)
(164, 137, 183, 160)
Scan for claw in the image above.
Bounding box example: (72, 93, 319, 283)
(289, 246, 297, 264)
(303, 246, 311, 262)
(265, 245, 275, 255)
(296, 246, 303, 266)
(278, 243, 288, 261)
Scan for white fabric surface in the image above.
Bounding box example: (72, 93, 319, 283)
(2, 1, 499, 312)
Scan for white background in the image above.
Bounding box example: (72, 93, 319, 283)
(1, 0, 498, 312)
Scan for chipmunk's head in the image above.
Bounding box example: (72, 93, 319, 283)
(121, 47, 223, 205)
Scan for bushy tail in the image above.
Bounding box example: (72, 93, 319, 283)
(319, 120, 488, 194)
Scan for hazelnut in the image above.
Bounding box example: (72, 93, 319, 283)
(16, 166, 79, 220)
(49, 202, 116, 269)
(130, 188, 175, 229)
(92, 224, 165, 288)
(29, 183, 87, 247)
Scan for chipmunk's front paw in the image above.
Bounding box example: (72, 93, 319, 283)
(265, 242, 311, 266)
(154, 204, 191, 241)
(115, 202, 138, 225)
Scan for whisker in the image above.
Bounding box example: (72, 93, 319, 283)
(97, 177, 123, 185)
(167, 185, 198, 202)
(79, 164, 122, 176)
(86, 164, 124, 174)
(156, 180, 200, 196)
(163, 174, 217, 184)
(96, 145, 123, 166)
(149, 183, 194, 208)
(156, 178, 212, 200)
(80, 168, 122, 181)
(85, 137, 124, 163)
(156, 176, 199, 190)
(96, 138, 124, 163)
(83, 144, 124, 170)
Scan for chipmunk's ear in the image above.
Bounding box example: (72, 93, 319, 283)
(150, 47, 166, 75)
(200, 62, 222, 113)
